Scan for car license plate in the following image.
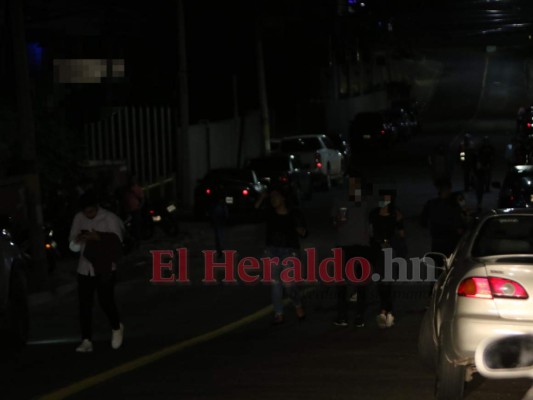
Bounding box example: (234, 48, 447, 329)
(363, 134, 371, 139)
(225, 196, 234, 204)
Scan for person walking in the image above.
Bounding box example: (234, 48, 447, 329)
(255, 184, 307, 325)
(420, 180, 464, 257)
(478, 136, 496, 193)
(207, 187, 229, 259)
(369, 191, 405, 328)
(459, 133, 476, 192)
(69, 190, 125, 353)
(330, 176, 372, 328)
(428, 144, 452, 186)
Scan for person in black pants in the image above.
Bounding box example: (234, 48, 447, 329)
(69, 190, 125, 353)
(369, 191, 405, 328)
(331, 176, 372, 327)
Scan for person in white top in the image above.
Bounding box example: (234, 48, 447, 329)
(69, 190, 125, 353)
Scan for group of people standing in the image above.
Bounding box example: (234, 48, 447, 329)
(330, 177, 405, 328)
(430, 133, 495, 211)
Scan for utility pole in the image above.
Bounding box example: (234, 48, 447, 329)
(234, 74, 245, 168)
(177, 0, 190, 206)
(256, 21, 271, 155)
(8, 0, 47, 284)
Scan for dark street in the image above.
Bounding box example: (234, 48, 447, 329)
(3, 1, 533, 399)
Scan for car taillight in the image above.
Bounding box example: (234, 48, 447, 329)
(149, 209, 155, 215)
(206, 188, 211, 195)
(528, 123, 532, 128)
(315, 152, 322, 168)
(380, 130, 385, 135)
(242, 189, 249, 196)
(279, 175, 289, 183)
(458, 277, 529, 299)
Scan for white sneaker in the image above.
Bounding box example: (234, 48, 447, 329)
(376, 313, 387, 328)
(111, 323, 124, 349)
(76, 339, 93, 353)
(386, 313, 395, 328)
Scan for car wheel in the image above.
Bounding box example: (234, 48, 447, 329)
(418, 311, 437, 370)
(6, 263, 29, 352)
(435, 343, 465, 400)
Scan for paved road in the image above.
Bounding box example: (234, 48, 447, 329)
(4, 33, 533, 400)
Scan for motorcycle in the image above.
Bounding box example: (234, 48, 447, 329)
(147, 199, 179, 236)
(475, 333, 533, 400)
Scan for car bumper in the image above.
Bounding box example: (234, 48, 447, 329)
(449, 316, 533, 362)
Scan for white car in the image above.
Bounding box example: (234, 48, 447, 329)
(279, 134, 344, 189)
(419, 209, 533, 399)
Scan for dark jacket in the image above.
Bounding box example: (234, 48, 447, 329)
(83, 232, 123, 275)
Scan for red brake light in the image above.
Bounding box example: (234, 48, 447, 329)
(316, 162, 323, 168)
(458, 277, 528, 299)
(149, 209, 155, 215)
(528, 123, 532, 128)
(280, 175, 289, 183)
(242, 189, 249, 196)
(458, 277, 492, 299)
(206, 188, 211, 195)
(380, 130, 385, 135)
(489, 277, 528, 299)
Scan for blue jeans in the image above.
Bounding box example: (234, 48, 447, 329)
(266, 246, 302, 315)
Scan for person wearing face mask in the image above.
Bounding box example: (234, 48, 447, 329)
(369, 190, 405, 328)
(330, 176, 373, 328)
(68, 190, 125, 353)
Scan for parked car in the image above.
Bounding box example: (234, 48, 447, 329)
(0, 222, 29, 357)
(419, 209, 533, 399)
(326, 133, 351, 171)
(245, 154, 313, 203)
(494, 165, 533, 208)
(193, 168, 266, 222)
(349, 111, 396, 149)
(279, 134, 343, 190)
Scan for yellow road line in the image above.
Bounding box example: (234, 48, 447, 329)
(39, 287, 316, 400)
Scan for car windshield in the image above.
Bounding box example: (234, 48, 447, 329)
(281, 137, 321, 152)
(472, 216, 533, 257)
(353, 113, 382, 127)
(205, 169, 253, 183)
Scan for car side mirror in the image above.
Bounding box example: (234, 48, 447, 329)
(492, 181, 501, 189)
(475, 334, 533, 380)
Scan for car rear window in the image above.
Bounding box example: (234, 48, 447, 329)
(472, 216, 533, 257)
(248, 158, 288, 172)
(281, 137, 321, 152)
(205, 169, 253, 182)
(353, 113, 383, 127)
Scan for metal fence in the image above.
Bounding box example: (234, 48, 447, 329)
(83, 105, 177, 187)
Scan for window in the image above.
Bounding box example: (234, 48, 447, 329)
(472, 216, 533, 257)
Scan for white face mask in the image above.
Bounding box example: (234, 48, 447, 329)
(379, 200, 391, 208)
